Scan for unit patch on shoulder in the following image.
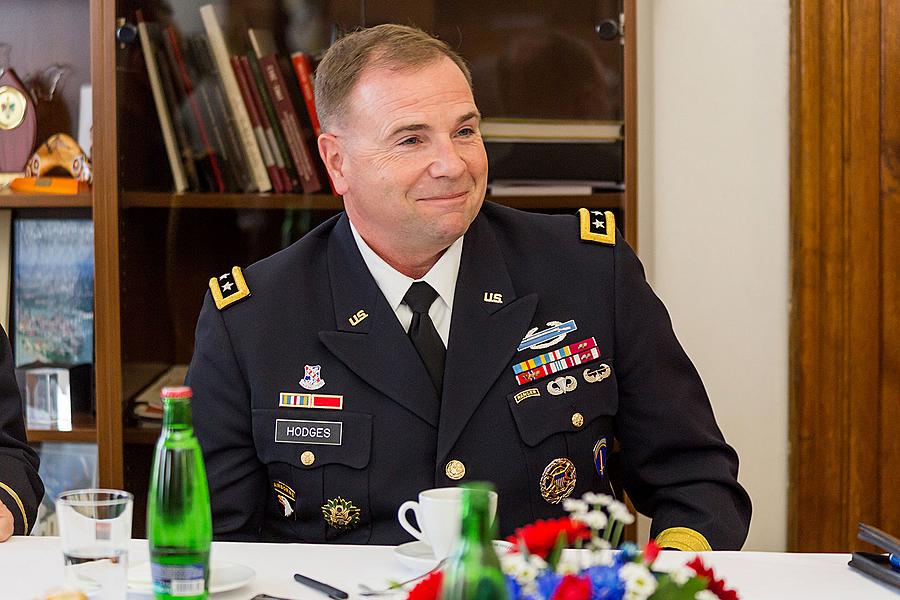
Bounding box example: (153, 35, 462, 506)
(578, 208, 616, 246)
(209, 266, 251, 310)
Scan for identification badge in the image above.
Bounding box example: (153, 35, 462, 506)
(275, 419, 343, 445)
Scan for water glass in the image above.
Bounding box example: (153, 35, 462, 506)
(56, 489, 133, 599)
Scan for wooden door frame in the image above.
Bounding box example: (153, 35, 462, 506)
(789, 0, 890, 551)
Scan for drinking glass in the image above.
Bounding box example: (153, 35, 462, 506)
(56, 489, 133, 599)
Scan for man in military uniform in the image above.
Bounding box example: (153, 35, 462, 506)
(0, 326, 44, 541)
(187, 24, 751, 550)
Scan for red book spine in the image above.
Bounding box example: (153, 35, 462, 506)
(290, 52, 337, 196)
(230, 55, 284, 193)
(258, 55, 321, 194)
(165, 25, 225, 193)
(238, 56, 294, 192)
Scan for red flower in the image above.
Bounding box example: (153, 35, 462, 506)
(550, 574, 592, 600)
(407, 569, 443, 600)
(505, 517, 591, 558)
(643, 539, 661, 565)
(687, 556, 740, 600)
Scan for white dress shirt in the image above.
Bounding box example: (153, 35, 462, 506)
(349, 221, 463, 347)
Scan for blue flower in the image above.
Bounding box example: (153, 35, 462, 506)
(535, 570, 563, 599)
(583, 565, 625, 600)
(615, 543, 639, 565)
(505, 574, 523, 600)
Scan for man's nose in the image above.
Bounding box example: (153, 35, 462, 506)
(428, 138, 467, 178)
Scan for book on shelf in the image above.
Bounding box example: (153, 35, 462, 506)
(480, 118, 623, 142)
(230, 54, 284, 192)
(136, 10, 189, 193)
(162, 25, 226, 192)
(247, 28, 321, 194)
(246, 50, 301, 192)
(290, 51, 337, 196)
(154, 45, 201, 191)
(12, 219, 94, 368)
(199, 3, 272, 192)
(187, 35, 255, 193)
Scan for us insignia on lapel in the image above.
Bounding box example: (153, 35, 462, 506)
(273, 480, 296, 519)
(209, 266, 250, 310)
(578, 208, 616, 245)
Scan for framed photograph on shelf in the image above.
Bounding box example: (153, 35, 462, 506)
(11, 218, 94, 367)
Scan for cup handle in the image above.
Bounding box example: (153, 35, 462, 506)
(397, 500, 427, 543)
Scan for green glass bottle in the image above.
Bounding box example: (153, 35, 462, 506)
(440, 483, 508, 600)
(147, 386, 213, 599)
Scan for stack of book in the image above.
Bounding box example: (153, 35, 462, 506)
(136, 4, 334, 195)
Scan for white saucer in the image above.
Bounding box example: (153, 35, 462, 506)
(394, 540, 515, 570)
(127, 560, 255, 595)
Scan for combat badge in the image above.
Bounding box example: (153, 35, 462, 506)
(209, 266, 250, 310)
(322, 497, 360, 529)
(518, 319, 578, 352)
(577, 208, 616, 246)
(584, 363, 612, 384)
(540, 458, 577, 504)
(593, 438, 608, 478)
(273, 480, 296, 519)
(299, 365, 326, 390)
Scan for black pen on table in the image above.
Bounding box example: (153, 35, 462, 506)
(294, 572, 350, 600)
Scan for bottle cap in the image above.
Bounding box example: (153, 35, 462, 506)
(161, 386, 193, 399)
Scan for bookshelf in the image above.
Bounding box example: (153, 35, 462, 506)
(10, 0, 637, 531)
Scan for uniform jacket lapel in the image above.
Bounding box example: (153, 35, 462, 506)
(437, 213, 538, 463)
(318, 215, 440, 427)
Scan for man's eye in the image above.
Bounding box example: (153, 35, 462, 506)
(399, 136, 420, 146)
(457, 127, 476, 137)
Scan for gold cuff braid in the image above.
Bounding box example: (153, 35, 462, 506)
(655, 527, 712, 551)
(0, 480, 29, 535)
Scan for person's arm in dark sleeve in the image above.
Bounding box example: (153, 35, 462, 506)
(612, 236, 752, 550)
(185, 292, 266, 541)
(0, 325, 44, 539)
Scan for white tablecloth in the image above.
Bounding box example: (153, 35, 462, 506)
(1, 536, 895, 600)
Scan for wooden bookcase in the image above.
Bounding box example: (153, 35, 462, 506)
(6, 0, 636, 528)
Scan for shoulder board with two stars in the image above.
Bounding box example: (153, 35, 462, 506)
(577, 208, 616, 246)
(209, 266, 250, 310)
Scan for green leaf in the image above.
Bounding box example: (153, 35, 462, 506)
(545, 530, 568, 570)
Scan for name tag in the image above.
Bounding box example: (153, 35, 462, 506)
(275, 419, 343, 445)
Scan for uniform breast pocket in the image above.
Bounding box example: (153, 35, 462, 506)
(506, 360, 618, 513)
(251, 408, 373, 543)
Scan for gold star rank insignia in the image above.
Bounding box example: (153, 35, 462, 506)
(209, 266, 250, 310)
(578, 208, 616, 246)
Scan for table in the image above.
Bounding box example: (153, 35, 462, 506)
(1, 536, 895, 600)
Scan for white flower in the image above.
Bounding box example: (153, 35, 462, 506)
(607, 500, 635, 525)
(582, 492, 613, 505)
(668, 565, 696, 586)
(500, 552, 547, 593)
(573, 509, 608, 531)
(588, 537, 613, 553)
(555, 555, 582, 575)
(587, 546, 615, 566)
(620, 562, 657, 600)
(563, 498, 589, 515)
(694, 591, 719, 600)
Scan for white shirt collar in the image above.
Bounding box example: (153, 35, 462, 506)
(348, 219, 463, 313)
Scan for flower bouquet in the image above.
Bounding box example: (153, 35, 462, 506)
(408, 493, 739, 600)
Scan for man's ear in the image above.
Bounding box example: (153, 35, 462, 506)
(317, 133, 349, 195)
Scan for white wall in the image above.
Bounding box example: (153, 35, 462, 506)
(636, 0, 790, 551)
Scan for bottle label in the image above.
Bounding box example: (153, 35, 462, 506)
(151, 562, 206, 596)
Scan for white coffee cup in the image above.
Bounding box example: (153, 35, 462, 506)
(397, 487, 498, 561)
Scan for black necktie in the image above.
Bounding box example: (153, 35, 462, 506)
(403, 282, 446, 394)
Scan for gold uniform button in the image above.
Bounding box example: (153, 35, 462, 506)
(445, 460, 466, 480)
(571, 412, 584, 428)
(300, 451, 316, 466)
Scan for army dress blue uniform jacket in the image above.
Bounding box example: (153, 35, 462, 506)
(186, 202, 751, 550)
(0, 325, 44, 535)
